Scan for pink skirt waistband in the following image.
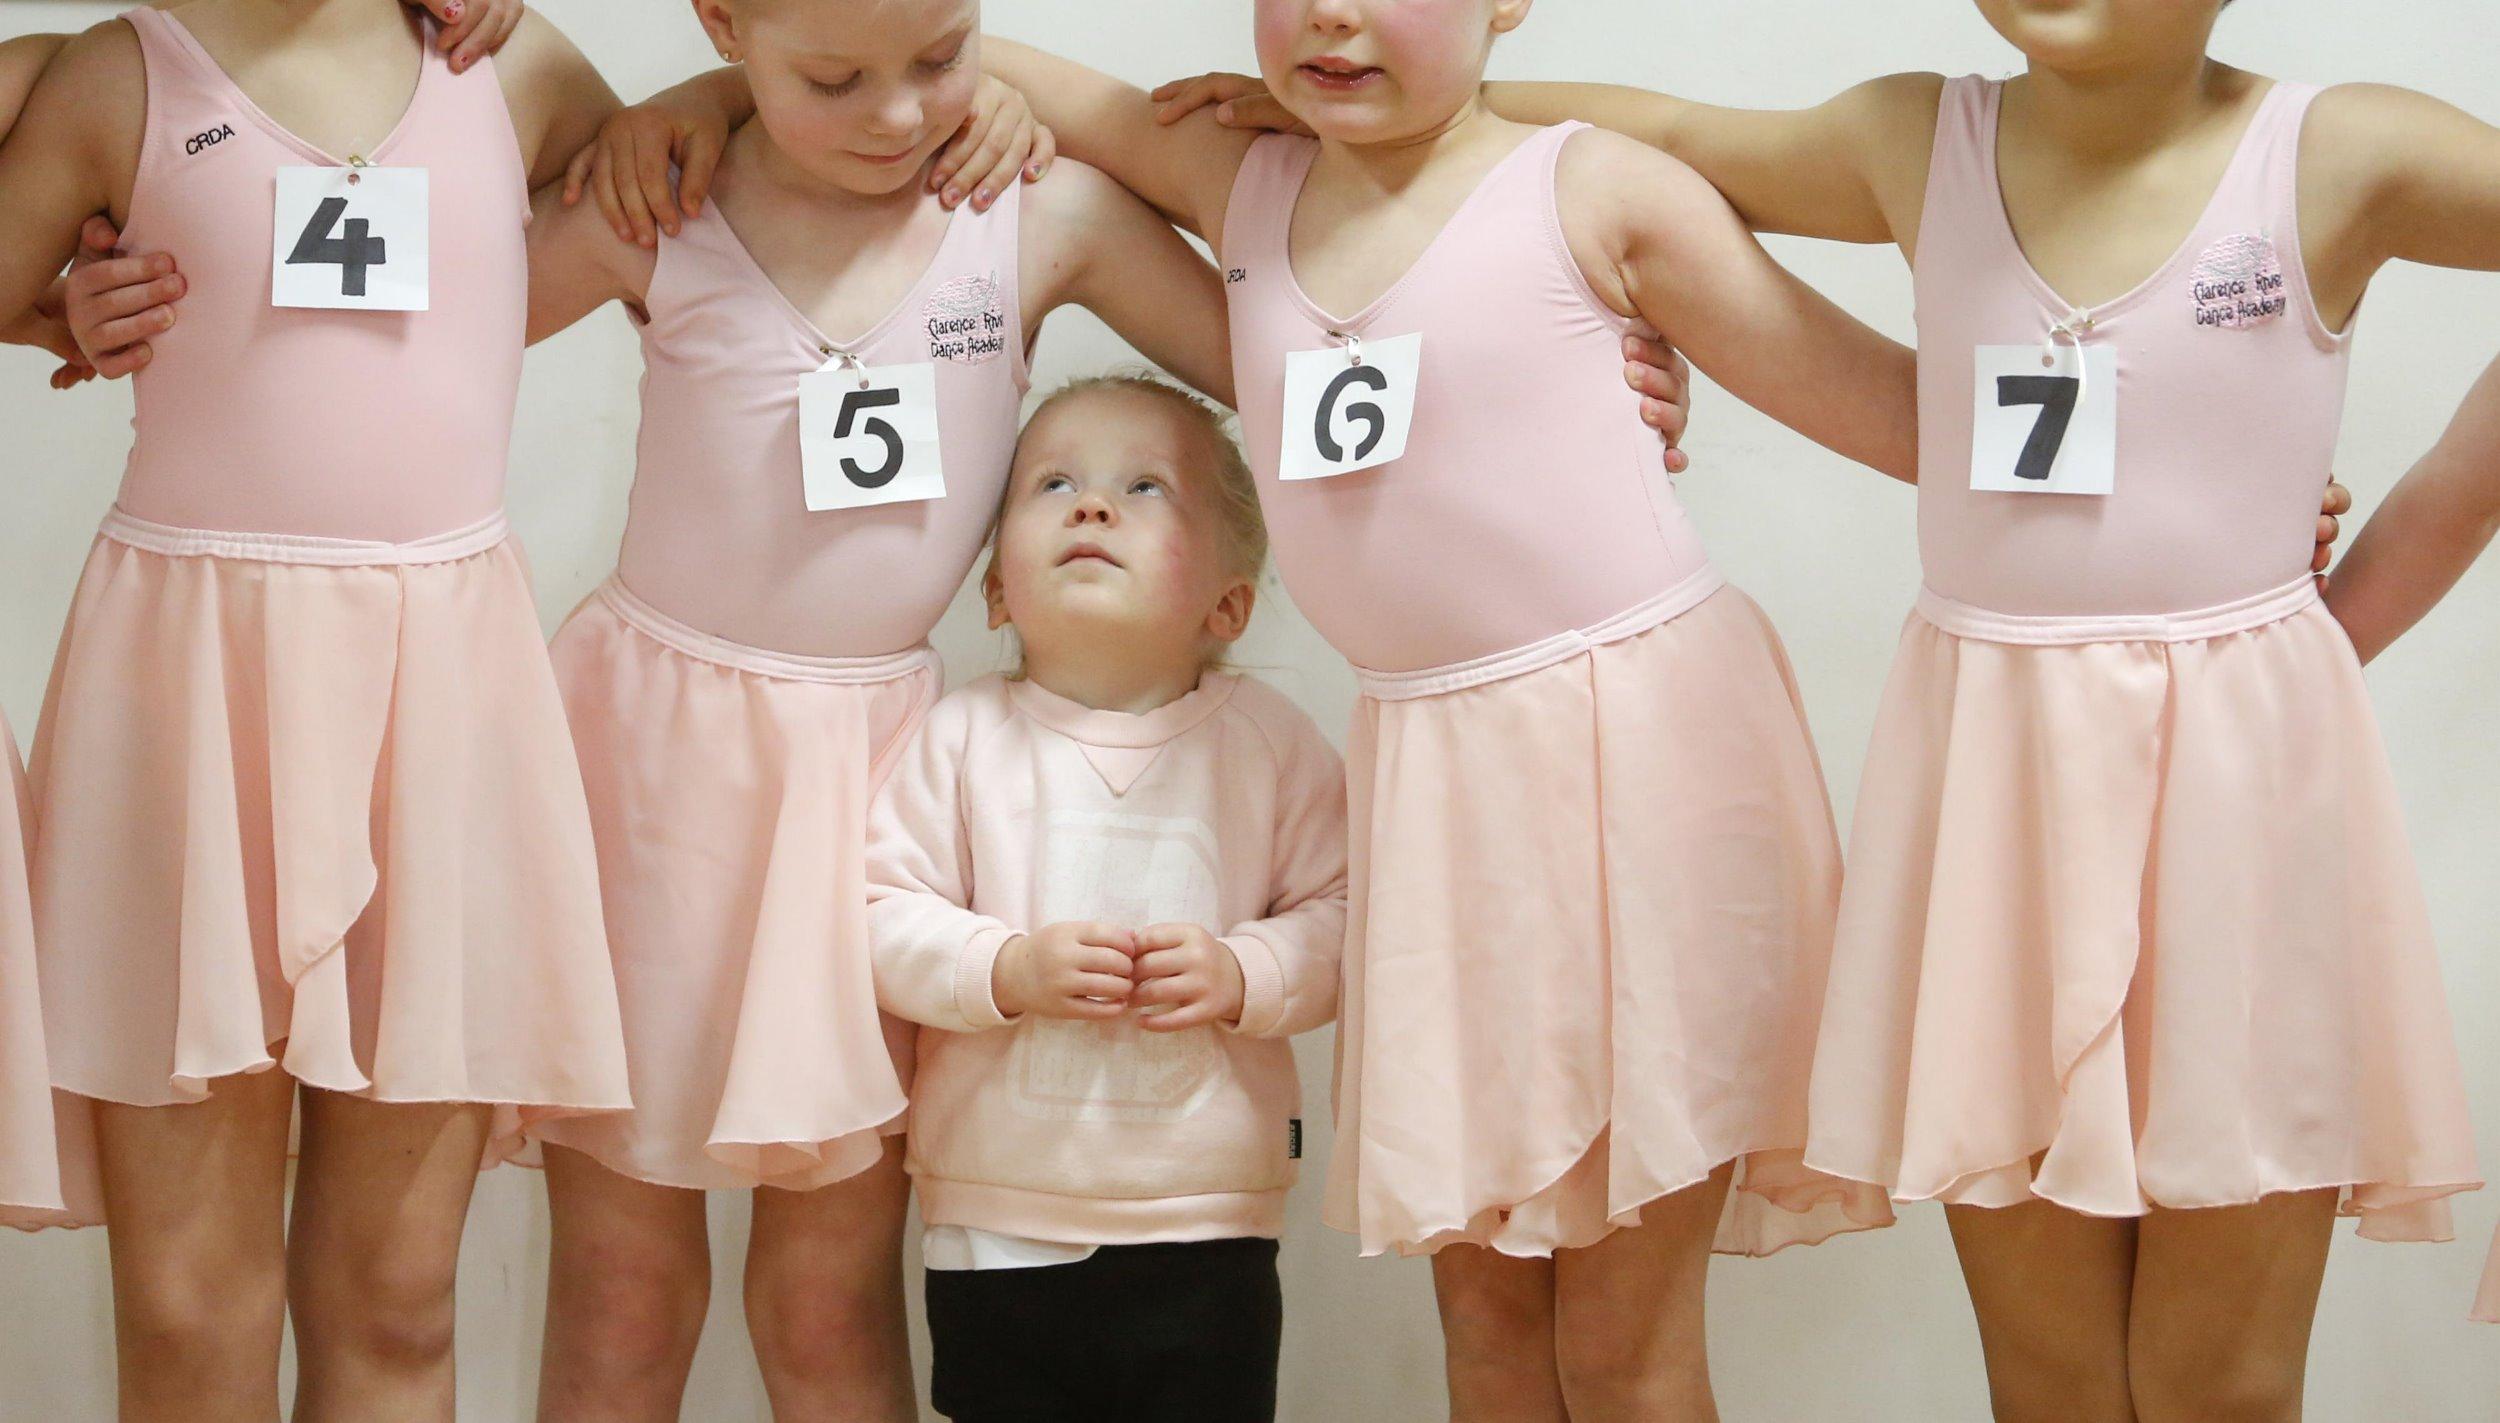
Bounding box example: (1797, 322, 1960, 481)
(597, 578, 942, 686)
(1353, 566, 1727, 701)
(98, 507, 511, 567)
(1913, 576, 2320, 647)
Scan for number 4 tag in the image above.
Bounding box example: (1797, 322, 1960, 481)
(1970, 344, 2117, 496)
(271, 166, 429, 312)
(799, 359, 946, 511)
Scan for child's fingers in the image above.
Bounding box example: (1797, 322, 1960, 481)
(76, 215, 123, 261)
(614, 134, 660, 247)
(973, 120, 1037, 209)
(1025, 125, 1056, 183)
(82, 296, 182, 360)
(1070, 922, 1139, 954)
(452, 2, 519, 74)
(930, 105, 995, 196)
(589, 146, 632, 240)
(678, 129, 724, 218)
(1063, 970, 1136, 1001)
(1130, 921, 1199, 954)
(1217, 94, 1303, 133)
(89, 342, 154, 379)
(945, 114, 1017, 209)
(634, 132, 681, 237)
(2322, 479, 2352, 517)
(1137, 998, 1221, 1032)
(423, 0, 477, 57)
(1068, 945, 1137, 981)
(1049, 994, 1130, 1022)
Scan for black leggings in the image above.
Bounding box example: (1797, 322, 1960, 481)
(924, 1237, 1283, 1422)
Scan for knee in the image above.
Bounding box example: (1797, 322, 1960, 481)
(1550, 1293, 1705, 1413)
(298, 1242, 464, 1368)
(116, 1252, 286, 1362)
(2130, 1334, 2304, 1423)
(554, 1235, 711, 1370)
(1435, 1274, 1556, 1380)
(1980, 1345, 2134, 1423)
(744, 1259, 905, 1374)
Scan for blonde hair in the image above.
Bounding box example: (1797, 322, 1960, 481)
(1016, 373, 1269, 580)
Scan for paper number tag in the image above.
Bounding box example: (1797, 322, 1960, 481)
(799, 360, 946, 511)
(1970, 344, 2117, 496)
(271, 166, 429, 311)
(1279, 332, 1424, 482)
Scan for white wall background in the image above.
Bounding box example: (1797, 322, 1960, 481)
(2, 1, 2497, 1418)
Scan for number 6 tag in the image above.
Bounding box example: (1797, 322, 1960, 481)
(271, 166, 429, 311)
(799, 359, 946, 511)
(1970, 344, 2118, 496)
(1280, 332, 1423, 482)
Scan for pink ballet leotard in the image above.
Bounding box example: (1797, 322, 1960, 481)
(1223, 123, 1716, 678)
(1914, 77, 2348, 632)
(113, 7, 527, 545)
(613, 192, 1028, 659)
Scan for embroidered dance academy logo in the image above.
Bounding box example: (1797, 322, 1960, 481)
(924, 272, 1007, 364)
(2189, 232, 2287, 330)
(185, 122, 238, 156)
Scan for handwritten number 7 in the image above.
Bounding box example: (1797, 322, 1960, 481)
(1996, 374, 2080, 483)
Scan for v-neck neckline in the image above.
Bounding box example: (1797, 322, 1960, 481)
(1981, 77, 2283, 324)
(1278, 124, 1558, 334)
(150, 7, 434, 169)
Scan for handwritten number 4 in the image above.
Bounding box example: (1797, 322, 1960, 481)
(287, 197, 387, 298)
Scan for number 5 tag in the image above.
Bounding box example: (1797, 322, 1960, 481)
(1280, 332, 1423, 482)
(799, 359, 946, 511)
(271, 166, 429, 311)
(1970, 344, 2117, 496)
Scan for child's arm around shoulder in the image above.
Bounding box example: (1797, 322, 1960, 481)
(1559, 127, 1917, 482)
(1159, 68, 1944, 251)
(523, 173, 655, 344)
(489, 8, 624, 193)
(1211, 680, 1347, 1041)
(984, 37, 1254, 246)
(1488, 73, 1944, 250)
(1020, 158, 1233, 407)
(0, 20, 145, 331)
(0, 33, 68, 135)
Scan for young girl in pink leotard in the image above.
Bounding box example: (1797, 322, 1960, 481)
(0, 1, 648, 1413)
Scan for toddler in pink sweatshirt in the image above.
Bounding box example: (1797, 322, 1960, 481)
(866, 375, 1346, 1423)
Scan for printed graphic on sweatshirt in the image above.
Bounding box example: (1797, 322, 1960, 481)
(925, 271, 1008, 365)
(2190, 232, 2286, 330)
(1009, 810, 1226, 1124)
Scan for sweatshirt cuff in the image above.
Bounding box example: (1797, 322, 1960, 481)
(955, 928, 1020, 1029)
(1221, 933, 1288, 1037)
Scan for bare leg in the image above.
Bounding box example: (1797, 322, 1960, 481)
(535, 1144, 713, 1422)
(1946, 1200, 2138, 1423)
(285, 1090, 491, 1423)
(742, 1138, 916, 1422)
(2126, 1192, 2335, 1423)
(1432, 1243, 1567, 1423)
(1550, 1165, 1732, 1422)
(92, 1070, 296, 1423)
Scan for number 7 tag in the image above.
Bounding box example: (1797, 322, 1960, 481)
(1970, 344, 2117, 496)
(799, 359, 946, 511)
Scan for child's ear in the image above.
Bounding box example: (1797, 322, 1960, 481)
(982, 558, 1011, 631)
(1205, 576, 1257, 645)
(691, 0, 743, 63)
(1490, 0, 1533, 37)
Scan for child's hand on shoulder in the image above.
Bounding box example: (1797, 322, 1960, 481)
(1128, 923, 1246, 1032)
(926, 74, 1056, 213)
(994, 922, 1138, 1022)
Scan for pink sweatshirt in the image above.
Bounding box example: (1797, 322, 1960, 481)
(866, 672, 1347, 1243)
